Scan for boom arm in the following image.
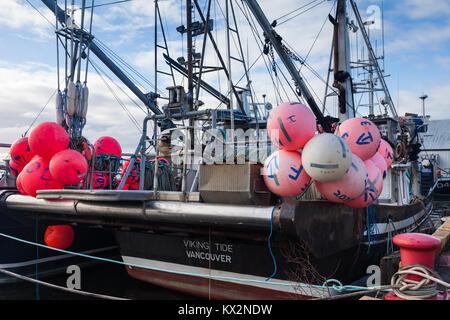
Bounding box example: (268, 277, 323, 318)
(40, 0, 162, 115)
(243, 0, 331, 132)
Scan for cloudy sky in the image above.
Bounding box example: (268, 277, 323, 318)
(0, 0, 449, 154)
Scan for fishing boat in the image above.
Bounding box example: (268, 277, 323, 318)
(0, 0, 436, 300)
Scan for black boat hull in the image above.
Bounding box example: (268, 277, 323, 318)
(0, 199, 118, 284)
(114, 201, 432, 300)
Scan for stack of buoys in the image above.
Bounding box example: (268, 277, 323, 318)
(11, 122, 88, 197)
(263, 104, 393, 209)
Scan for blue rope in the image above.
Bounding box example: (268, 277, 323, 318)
(265, 207, 277, 281)
(0, 231, 390, 295)
(367, 205, 379, 250)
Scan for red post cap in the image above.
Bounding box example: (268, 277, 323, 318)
(394, 233, 442, 251)
(394, 233, 441, 278)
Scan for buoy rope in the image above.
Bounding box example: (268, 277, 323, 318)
(265, 206, 277, 281)
(391, 264, 450, 300)
(0, 268, 128, 300)
(0, 231, 386, 297)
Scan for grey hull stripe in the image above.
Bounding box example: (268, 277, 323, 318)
(310, 163, 339, 169)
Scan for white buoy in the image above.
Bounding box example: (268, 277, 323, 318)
(302, 133, 352, 182)
(81, 86, 89, 118)
(55, 91, 64, 126)
(67, 80, 76, 116)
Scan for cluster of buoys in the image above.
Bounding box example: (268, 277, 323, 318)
(9, 124, 126, 250)
(10, 122, 88, 197)
(9, 123, 129, 196)
(263, 101, 394, 209)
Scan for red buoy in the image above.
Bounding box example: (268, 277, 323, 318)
(49, 149, 88, 185)
(87, 172, 110, 189)
(121, 158, 140, 185)
(93, 136, 122, 158)
(44, 225, 74, 250)
(16, 172, 27, 195)
(21, 156, 64, 197)
(9, 160, 24, 176)
(29, 122, 69, 160)
(10, 137, 34, 166)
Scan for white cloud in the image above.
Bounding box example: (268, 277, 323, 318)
(0, 0, 54, 39)
(0, 59, 153, 153)
(435, 56, 450, 70)
(394, 0, 450, 19)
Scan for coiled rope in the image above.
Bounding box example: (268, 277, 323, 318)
(391, 264, 450, 300)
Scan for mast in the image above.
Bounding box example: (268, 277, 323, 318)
(349, 0, 397, 118)
(243, 0, 331, 132)
(333, 0, 355, 121)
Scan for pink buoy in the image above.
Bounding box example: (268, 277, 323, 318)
(10, 137, 34, 166)
(29, 122, 70, 160)
(50, 149, 88, 185)
(314, 154, 368, 203)
(370, 152, 388, 179)
(262, 149, 311, 198)
(9, 160, 24, 176)
(21, 156, 64, 197)
(267, 102, 316, 150)
(377, 138, 394, 167)
(345, 159, 382, 208)
(93, 136, 122, 158)
(337, 118, 381, 161)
